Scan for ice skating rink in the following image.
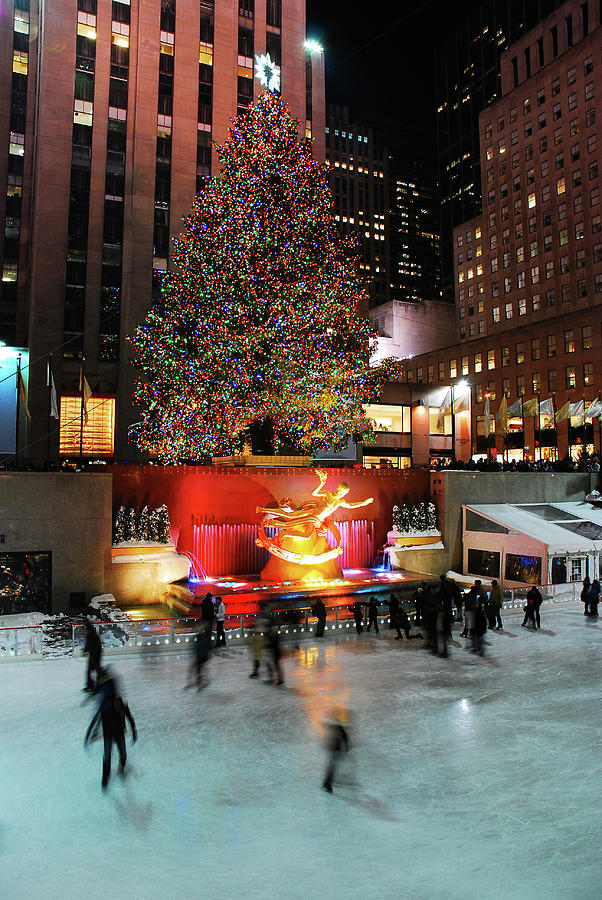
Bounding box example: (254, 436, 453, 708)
(1, 604, 600, 900)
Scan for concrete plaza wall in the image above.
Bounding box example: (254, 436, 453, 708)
(0, 473, 112, 613)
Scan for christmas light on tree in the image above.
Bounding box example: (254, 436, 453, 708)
(130, 91, 401, 462)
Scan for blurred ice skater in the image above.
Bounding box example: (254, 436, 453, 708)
(322, 708, 350, 794)
(366, 596, 379, 634)
(84, 667, 137, 790)
(186, 622, 212, 690)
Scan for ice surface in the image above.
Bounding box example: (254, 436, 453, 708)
(0, 604, 600, 900)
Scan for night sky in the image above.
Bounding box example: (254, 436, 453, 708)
(306, 0, 484, 138)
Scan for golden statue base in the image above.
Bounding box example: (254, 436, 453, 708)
(260, 531, 343, 583)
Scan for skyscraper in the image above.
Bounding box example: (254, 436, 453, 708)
(436, 0, 565, 302)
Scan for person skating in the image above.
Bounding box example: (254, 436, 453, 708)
(521, 590, 538, 628)
(215, 596, 226, 646)
(82, 618, 102, 692)
(313, 598, 327, 637)
(452, 579, 464, 622)
(587, 578, 600, 617)
(471, 603, 487, 655)
(367, 596, 380, 633)
(581, 576, 591, 616)
(461, 581, 481, 638)
(388, 593, 403, 639)
(411, 583, 426, 626)
(187, 623, 212, 689)
(322, 709, 350, 794)
(489, 579, 504, 629)
(266, 619, 284, 685)
(351, 600, 364, 634)
(249, 603, 271, 678)
(438, 575, 454, 637)
(421, 584, 441, 654)
(84, 668, 137, 790)
(200, 592, 215, 643)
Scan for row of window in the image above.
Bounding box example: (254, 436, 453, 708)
(407, 321, 598, 385)
(486, 49, 597, 140)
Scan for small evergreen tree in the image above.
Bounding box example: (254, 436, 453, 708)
(400, 504, 411, 533)
(125, 507, 137, 542)
(427, 501, 438, 531)
(392, 504, 401, 532)
(138, 505, 151, 542)
(155, 505, 172, 543)
(113, 506, 127, 544)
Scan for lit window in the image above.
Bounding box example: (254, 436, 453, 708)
(527, 193, 536, 209)
(556, 177, 566, 195)
(59, 396, 115, 456)
(12, 50, 28, 75)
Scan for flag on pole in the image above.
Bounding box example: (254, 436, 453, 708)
(453, 392, 469, 414)
(555, 401, 571, 423)
(47, 360, 59, 419)
(437, 388, 452, 429)
(481, 396, 491, 436)
(506, 399, 522, 416)
(585, 399, 602, 418)
(495, 395, 508, 435)
(569, 400, 584, 423)
(79, 367, 92, 426)
(539, 397, 554, 416)
(522, 397, 538, 416)
(17, 369, 31, 421)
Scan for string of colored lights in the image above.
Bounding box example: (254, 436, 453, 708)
(129, 91, 402, 463)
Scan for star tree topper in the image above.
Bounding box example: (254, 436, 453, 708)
(254, 52, 280, 92)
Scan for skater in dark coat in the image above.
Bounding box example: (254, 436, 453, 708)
(200, 592, 215, 642)
(82, 618, 102, 692)
(471, 605, 487, 655)
(438, 575, 453, 638)
(581, 577, 591, 616)
(266, 620, 284, 684)
(367, 596, 380, 633)
(351, 600, 364, 634)
(85, 668, 137, 789)
(530, 585, 543, 628)
(452, 580, 464, 622)
(587, 579, 600, 617)
(187, 623, 212, 689)
(421, 585, 441, 653)
(521, 591, 538, 628)
(322, 709, 350, 794)
(388, 593, 403, 639)
(313, 598, 327, 637)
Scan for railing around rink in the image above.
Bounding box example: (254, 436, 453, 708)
(0, 624, 43, 658)
(0, 583, 582, 660)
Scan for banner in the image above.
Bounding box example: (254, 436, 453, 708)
(17, 369, 31, 421)
(437, 388, 451, 429)
(47, 361, 59, 420)
(506, 399, 522, 417)
(453, 392, 469, 414)
(569, 400, 584, 424)
(522, 397, 538, 416)
(481, 397, 491, 436)
(495, 395, 508, 435)
(79, 368, 92, 426)
(585, 399, 602, 418)
(539, 397, 554, 417)
(555, 401, 570, 423)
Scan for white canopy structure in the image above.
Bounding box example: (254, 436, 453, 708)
(463, 501, 602, 587)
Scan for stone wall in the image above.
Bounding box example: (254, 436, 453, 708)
(0, 473, 112, 613)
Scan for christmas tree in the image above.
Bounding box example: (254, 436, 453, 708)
(427, 501, 438, 531)
(125, 507, 137, 542)
(130, 91, 401, 461)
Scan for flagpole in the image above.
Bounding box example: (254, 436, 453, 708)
(15, 354, 21, 464)
(451, 383, 456, 464)
(79, 356, 86, 461)
(552, 394, 557, 462)
(521, 394, 525, 461)
(536, 389, 541, 462)
(46, 354, 53, 463)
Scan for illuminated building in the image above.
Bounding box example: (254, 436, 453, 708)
(405, 0, 602, 463)
(0, 0, 324, 461)
(436, 0, 566, 302)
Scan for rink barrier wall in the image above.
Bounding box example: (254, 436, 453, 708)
(0, 584, 582, 660)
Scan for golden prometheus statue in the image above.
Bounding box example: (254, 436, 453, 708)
(256, 469, 373, 582)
